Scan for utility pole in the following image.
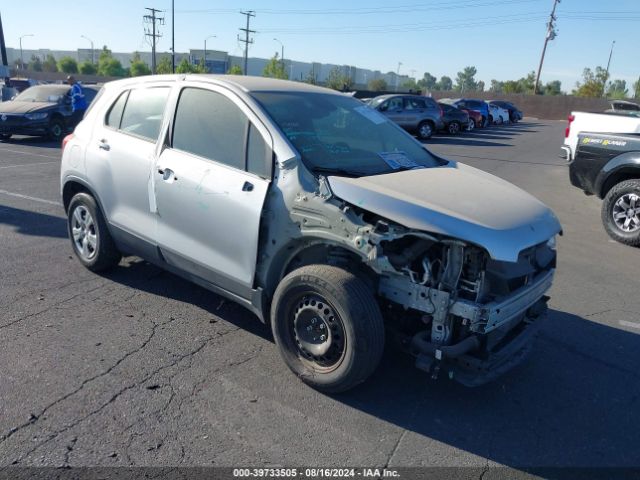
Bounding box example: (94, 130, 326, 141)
(171, 0, 175, 73)
(396, 61, 402, 92)
(534, 0, 560, 94)
(603, 40, 615, 98)
(238, 10, 255, 76)
(144, 7, 164, 74)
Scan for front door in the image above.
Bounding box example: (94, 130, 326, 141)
(153, 85, 271, 297)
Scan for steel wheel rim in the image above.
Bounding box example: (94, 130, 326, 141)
(419, 123, 432, 138)
(71, 205, 98, 260)
(290, 293, 346, 372)
(468, 120, 474, 131)
(612, 193, 640, 233)
(448, 123, 458, 134)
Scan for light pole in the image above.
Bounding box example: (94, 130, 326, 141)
(204, 35, 216, 72)
(19, 34, 34, 70)
(396, 61, 402, 92)
(273, 38, 284, 73)
(80, 35, 94, 64)
(603, 40, 616, 98)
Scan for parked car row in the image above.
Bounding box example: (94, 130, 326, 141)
(365, 94, 523, 139)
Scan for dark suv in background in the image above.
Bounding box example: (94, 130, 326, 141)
(368, 94, 444, 139)
(0, 84, 100, 141)
(490, 100, 523, 123)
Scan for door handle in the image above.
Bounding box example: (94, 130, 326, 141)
(242, 181, 254, 192)
(98, 139, 110, 151)
(157, 167, 177, 181)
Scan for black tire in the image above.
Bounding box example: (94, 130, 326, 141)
(48, 117, 65, 141)
(447, 121, 461, 135)
(0, 133, 11, 140)
(488, 115, 494, 125)
(271, 264, 385, 393)
(417, 121, 434, 140)
(601, 179, 640, 247)
(67, 193, 121, 271)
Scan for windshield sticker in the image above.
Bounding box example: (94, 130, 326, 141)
(354, 105, 387, 125)
(378, 151, 420, 169)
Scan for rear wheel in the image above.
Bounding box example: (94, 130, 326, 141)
(601, 179, 640, 247)
(67, 193, 121, 271)
(447, 121, 461, 135)
(417, 121, 434, 140)
(467, 119, 475, 131)
(271, 265, 385, 393)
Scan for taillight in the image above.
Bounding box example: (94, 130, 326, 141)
(62, 133, 74, 153)
(565, 115, 575, 138)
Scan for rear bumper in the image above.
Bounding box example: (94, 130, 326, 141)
(561, 145, 572, 162)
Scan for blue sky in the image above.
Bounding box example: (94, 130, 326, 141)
(2, 0, 639, 92)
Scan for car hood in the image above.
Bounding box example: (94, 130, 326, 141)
(328, 162, 562, 262)
(0, 101, 56, 114)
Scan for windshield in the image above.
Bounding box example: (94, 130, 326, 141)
(14, 86, 69, 103)
(252, 92, 441, 176)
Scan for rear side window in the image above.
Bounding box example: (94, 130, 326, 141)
(405, 97, 426, 109)
(172, 88, 248, 170)
(119, 87, 170, 141)
(106, 91, 129, 128)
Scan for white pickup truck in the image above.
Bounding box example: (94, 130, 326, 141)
(562, 112, 640, 162)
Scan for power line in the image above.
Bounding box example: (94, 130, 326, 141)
(144, 7, 164, 74)
(534, 0, 560, 94)
(238, 10, 256, 75)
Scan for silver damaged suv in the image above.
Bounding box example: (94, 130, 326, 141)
(61, 75, 561, 392)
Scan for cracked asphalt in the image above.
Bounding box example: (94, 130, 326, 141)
(0, 121, 639, 475)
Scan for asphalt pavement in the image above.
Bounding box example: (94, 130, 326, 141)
(0, 121, 639, 476)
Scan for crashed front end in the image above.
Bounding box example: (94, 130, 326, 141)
(371, 225, 556, 386)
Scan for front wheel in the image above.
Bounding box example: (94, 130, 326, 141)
(602, 179, 640, 247)
(447, 121, 461, 135)
(48, 117, 65, 141)
(417, 121, 434, 140)
(271, 265, 385, 393)
(467, 119, 475, 131)
(67, 193, 121, 271)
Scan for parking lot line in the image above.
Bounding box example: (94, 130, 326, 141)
(0, 161, 58, 169)
(0, 188, 60, 206)
(0, 147, 59, 160)
(619, 320, 640, 330)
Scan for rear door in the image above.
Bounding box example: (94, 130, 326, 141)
(153, 85, 273, 296)
(85, 85, 171, 243)
(378, 97, 406, 126)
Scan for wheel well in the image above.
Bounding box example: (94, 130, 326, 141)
(601, 170, 640, 198)
(50, 113, 64, 123)
(62, 181, 91, 212)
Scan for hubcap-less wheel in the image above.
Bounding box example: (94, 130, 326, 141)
(612, 193, 640, 233)
(292, 294, 346, 372)
(71, 205, 98, 261)
(448, 122, 460, 134)
(468, 119, 475, 131)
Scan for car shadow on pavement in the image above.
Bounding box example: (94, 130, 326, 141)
(0, 136, 61, 149)
(100, 258, 273, 343)
(0, 205, 67, 239)
(337, 309, 640, 471)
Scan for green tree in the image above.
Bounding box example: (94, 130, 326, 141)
(454, 66, 478, 92)
(228, 64, 243, 75)
(477, 80, 485, 92)
(368, 78, 387, 91)
(543, 80, 562, 95)
(304, 68, 318, 84)
(489, 79, 503, 93)
(42, 54, 58, 73)
(58, 56, 78, 74)
(519, 71, 537, 93)
(175, 58, 195, 74)
(436, 76, 453, 91)
(325, 66, 352, 91)
(573, 67, 608, 97)
(129, 52, 151, 77)
(402, 78, 418, 91)
(502, 80, 523, 94)
(97, 46, 125, 77)
(607, 79, 628, 99)
(417, 72, 437, 91)
(28, 55, 42, 72)
(634, 77, 640, 99)
(262, 53, 288, 79)
(155, 56, 173, 74)
(79, 61, 97, 75)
